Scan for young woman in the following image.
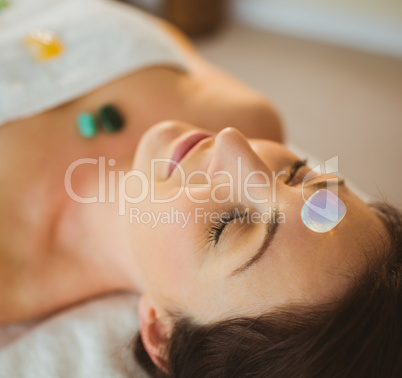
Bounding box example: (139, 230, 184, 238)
(1, 0, 400, 376)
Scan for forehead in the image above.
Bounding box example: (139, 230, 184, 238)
(236, 188, 383, 300)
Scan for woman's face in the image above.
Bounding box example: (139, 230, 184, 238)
(128, 121, 386, 324)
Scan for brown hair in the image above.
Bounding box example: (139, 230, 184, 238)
(134, 202, 402, 377)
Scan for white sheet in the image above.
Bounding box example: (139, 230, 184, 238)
(0, 293, 149, 378)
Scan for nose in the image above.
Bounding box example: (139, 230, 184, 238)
(209, 127, 270, 176)
(207, 128, 275, 207)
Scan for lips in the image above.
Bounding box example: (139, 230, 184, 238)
(168, 132, 212, 177)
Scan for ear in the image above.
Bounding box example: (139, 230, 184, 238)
(137, 294, 169, 373)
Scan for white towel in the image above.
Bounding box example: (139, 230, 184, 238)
(0, 293, 149, 378)
(0, 0, 189, 125)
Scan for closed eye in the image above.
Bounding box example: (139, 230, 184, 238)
(285, 159, 307, 186)
(207, 208, 249, 246)
(207, 160, 307, 246)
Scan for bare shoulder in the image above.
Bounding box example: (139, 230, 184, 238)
(150, 15, 284, 142)
(184, 65, 285, 142)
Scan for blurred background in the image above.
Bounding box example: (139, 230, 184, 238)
(128, 0, 402, 206)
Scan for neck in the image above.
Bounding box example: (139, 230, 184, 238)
(57, 148, 146, 295)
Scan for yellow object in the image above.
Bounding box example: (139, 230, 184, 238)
(25, 29, 64, 61)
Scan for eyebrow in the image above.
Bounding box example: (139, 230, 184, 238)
(306, 177, 345, 191)
(230, 178, 345, 277)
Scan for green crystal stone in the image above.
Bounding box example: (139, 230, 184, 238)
(77, 113, 98, 138)
(99, 104, 124, 133)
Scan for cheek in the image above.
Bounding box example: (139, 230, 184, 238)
(130, 214, 202, 290)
